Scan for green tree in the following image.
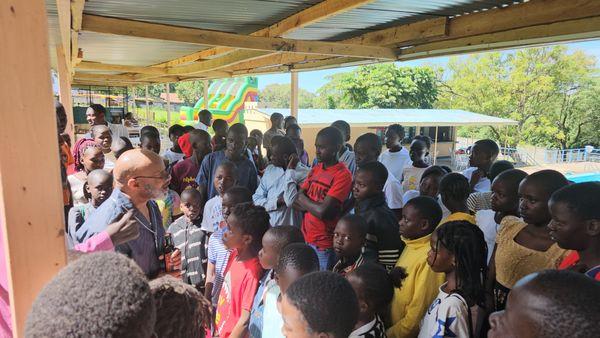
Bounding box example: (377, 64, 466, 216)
(438, 46, 600, 148)
(132, 84, 165, 98)
(174, 80, 206, 105)
(259, 83, 316, 108)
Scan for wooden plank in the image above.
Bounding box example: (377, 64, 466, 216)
(165, 83, 171, 126)
(160, 50, 270, 77)
(70, 0, 85, 67)
(290, 72, 299, 118)
(81, 14, 397, 60)
(0, 1, 67, 335)
(56, 45, 74, 142)
(77, 61, 168, 75)
(399, 16, 600, 60)
(156, 0, 376, 67)
(203, 80, 209, 109)
(55, 0, 71, 71)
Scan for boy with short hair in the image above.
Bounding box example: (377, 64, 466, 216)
(332, 215, 368, 275)
(111, 136, 133, 159)
(260, 243, 320, 338)
(463, 139, 500, 192)
(196, 109, 212, 131)
(281, 271, 359, 338)
(163, 124, 186, 165)
(379, 124, 411, 181)
(439, 172, 476, 225)
(167, 188, 209, 290)
(331, 120, 356, 173)
(205, 186, 252, 306)
(286, 124, 309, 166)
(263, 112, 285, 156)
(467, 160, 515, 213)
(197, 123, 258, 200)
(211, 119, 229, 152)
(488, 270, 600, 338)
(401, 139, 429, 192)
(215, 203, 269, 338)
(353, 161, 404, 271)
(294, 127, 353, 270)
(201, 161, 237, 233)
(139, 131, 161, 155)
(170, 129, 211, 194)
(354, 133, 403, 218)
(387, 196, 445, 338)
(68, 169, 113, 247)
(253, 135, 309, 227)
(248, 226, 305, 338)
(549, 182, 600, 280)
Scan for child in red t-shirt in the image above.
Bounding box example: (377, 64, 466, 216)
(294, 127, 352, 270)
(549, 182, 600, 281)
(215, 203, 269, 338)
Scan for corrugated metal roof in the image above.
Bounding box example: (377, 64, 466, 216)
(82, 0, 321, 34)
(259, 108, 518, 127)
(285, 0, 525, 41)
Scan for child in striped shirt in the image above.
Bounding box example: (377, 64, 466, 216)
(167, 188, 208, 291)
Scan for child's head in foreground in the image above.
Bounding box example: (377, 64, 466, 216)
(150, 275, 208, 338)
(490, 169, 528, 214)
(548, 182, 600, 252)
(112, 136, 134, 159)
(221, 186, 253, 223)
(399, 196, 443, 240)
(86, 169, 114, 207)
(275, 243, 320, 293)
(353, 161, 388, 201)
(140, 131, 161, 154)
(333, 215, 367, 261)
(259, 226, 305, 270)
(281, 271, 359, 338)
(469, 139, 499, 171)
(213, 160, 238, 197)
(168, 124, 186, 151)
(488, 269, 600, 338)
(223, 202, 270, 254)
(25, 252, 155, 337)
(180, 187, 203, 222)
(91, 124, 113, 153)
(315, 127, 344, 165)
(346, 262, 405, 324)
(353, 132, 382, 166)
(518, 169, 568, 227)
(439, 172, 470, 211)
(418, 165, 448, 198)
(428, 221, 488, 305)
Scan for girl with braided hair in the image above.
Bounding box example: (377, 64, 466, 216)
(68, 138, 105, 206)
(419, 221, 488, 338)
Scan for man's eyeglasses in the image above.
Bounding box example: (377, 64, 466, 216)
(133, 171, 171, 181)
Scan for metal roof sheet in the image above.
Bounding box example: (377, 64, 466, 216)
(259, 108, 518, 127)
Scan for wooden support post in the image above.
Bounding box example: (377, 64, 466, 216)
(165, 83, 171, 126)
(56, 44, 74, 141)
(0, 1, 67, 335)
(291, 72, 299, 118)
(145, 85, 150, 123)
(433, 126, 439, 165)
(130, 86, 137, 117)
(203, 80, 209, 109)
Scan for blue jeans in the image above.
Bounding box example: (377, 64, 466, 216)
(308, 244, 336, 271)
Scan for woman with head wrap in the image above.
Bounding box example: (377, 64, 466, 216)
(68, 138, 105, 206)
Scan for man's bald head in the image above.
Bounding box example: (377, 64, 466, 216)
(114, 149, 165, 187)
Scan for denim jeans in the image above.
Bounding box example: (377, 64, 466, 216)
(308, 243, 336, 271)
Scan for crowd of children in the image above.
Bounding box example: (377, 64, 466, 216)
(50, 102, 600, 338)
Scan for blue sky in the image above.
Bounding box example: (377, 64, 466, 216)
(256, 40, 600, 93)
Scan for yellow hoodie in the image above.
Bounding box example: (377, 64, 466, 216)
(386, 234, 445, 338)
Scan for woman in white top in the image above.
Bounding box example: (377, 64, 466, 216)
(68, 139, 105, 206)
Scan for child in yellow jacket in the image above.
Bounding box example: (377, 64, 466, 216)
(387, 196, 445, 338)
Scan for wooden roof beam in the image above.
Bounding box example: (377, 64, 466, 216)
(70, 0, 85, 69)
(81, 14, 397, 60)
(156, 0, 377, 68)
(77, 61, 168, 75)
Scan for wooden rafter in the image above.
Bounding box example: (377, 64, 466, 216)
(77, 61, 168, 75)
(155, 0, 377, 68)
(70, 0, 85, 68)
(81, 14, 397, 60)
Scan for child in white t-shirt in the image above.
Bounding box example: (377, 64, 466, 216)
(378, 124, 411, 181)
(402, 139, 429, 192)
(419, 221, 487, 338)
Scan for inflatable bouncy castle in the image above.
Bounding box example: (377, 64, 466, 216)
(179, 76, 258, 125)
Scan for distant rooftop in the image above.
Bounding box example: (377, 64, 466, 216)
(258, 108, 518, 127)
